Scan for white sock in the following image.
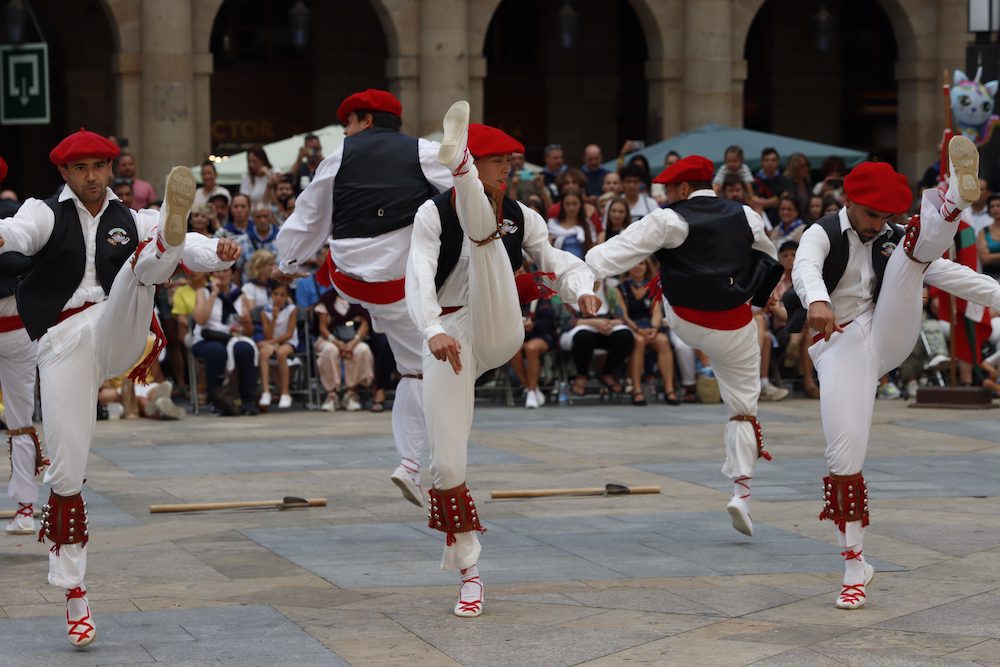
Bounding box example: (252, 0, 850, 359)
(459, 564, 482, 600)
(732, 476, 751, 500)
(759, 378, 770, 388)
(401, 458, 420, 484)
(842, 544, 867, 585)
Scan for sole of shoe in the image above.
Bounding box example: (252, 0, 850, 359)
(390, 470, 424, 507)
(162, 166, 196, 247)
(949, 135, 980, 204)
(438, 100, 470, 167)
(726, 500, 753, 537)
(6, 526, 35, 535)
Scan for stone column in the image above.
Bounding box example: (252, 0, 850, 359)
(418, 0, 469, 136)
(467, 56, 487, 125)
(140, 0, 196, 192)
(192, 52, 213, 161)
(112, 52, 142, 161)
(682, 0, 734, 129)
(386, 56, 421, 137)
(645, 59, 684, 143)
(731, 59, 748, 128)
(896, 60, 940, 182)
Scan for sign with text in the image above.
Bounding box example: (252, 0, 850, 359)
(1, 43, 50, 125)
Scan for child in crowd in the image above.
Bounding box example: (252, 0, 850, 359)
(712, 145, 754, 203)
(258, 283, 299, 409)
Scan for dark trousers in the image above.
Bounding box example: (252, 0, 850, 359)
(571, 329, 634, 376)
(370, 332, 397, 390)
(192, 339, 257, 403)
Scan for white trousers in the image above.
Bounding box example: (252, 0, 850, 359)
(665, 306, 761, 480)
(38, 238, 181, 589)
(424, 160, 524, 570)
(0, 327, 38, 504)
(358, 298, 427, 466)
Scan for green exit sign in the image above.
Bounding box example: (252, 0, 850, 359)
(1, 43, 50, 125)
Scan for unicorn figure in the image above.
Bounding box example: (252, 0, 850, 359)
(951, 68, 1000, 145)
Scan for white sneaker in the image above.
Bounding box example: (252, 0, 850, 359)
(525, 390, 539, 409)
(258, 392, 272, 407)
(726, 496, 753, 537)
(320, 395, 340, 412)
(5, 503, 34, 534)
(344, 392, 361, 412)
(277, 394, 293, 409)
(759, 383, 790, 402)
(65, 587, 96, 647)
(390, 465, 424, 507)
(154, 396, 185, 420)
(162, 166, 196, 247)
(533, 388, 546, 407)
(876, 383, 901, 400)
(949, 135, 981, 206)
(925, 354, 951, 370)
(836, 562, 875, 610)
(454, 567, 484, 618)
(438, 100, 470, 169)
(905, 380, 919, 399)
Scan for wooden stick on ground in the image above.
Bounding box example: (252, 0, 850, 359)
(491, 484, 660, 499)
(149, 496, 327, 514)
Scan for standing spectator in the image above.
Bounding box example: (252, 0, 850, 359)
(547, 189, 593, 259)
(598, 197, 630, 243)
(712, 145, 754, 202)
(115, 152, 156, 209)
(812, 156, 847, 201)
(209, 193, 231, 230)
(112, 178, 133, 209)
(291, 133, 323, 195)
(542, 143, 566, 201)
(188, 204, 217, 237)
(313, 287, 374, 412)
(240, 145, 273, 207)
(582, 144, 608, 200)
(977, 194, 1000, 280)
(194, 161, 230, 207)
(753, 147, 791, 227)
(257, 283, 298, 410)
(274, 175, 296, 224)
(783, 152, 813, 214)
(769, 194, 807, 244)
(620, 260, 679, 405)
(620, 164, 658, 223)
(807, 194, 825, 223)
(238, 203, 280, 264)
(220, 193, 252, 237)
(963, 178, 992, 233)
(627, 154, 653, 192)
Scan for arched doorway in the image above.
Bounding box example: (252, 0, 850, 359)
(0, 0, 116, 197)
(482, 0, 648, 165)
(743, 0, 898, 165)
(209, 0, 389, 157)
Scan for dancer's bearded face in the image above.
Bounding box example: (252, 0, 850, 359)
(58, 158, 112, 207)
(845, 199, 891, 243)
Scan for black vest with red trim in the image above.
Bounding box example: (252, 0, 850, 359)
(331, 127, 435, 240)
(431, 189, 525, 292)
(16, 194, 138, 341)
(656, 196, 781, 310)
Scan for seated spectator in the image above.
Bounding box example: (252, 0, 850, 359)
(807, 194, 825, 222)
(769, 193, 806, 244)
(368, 332, 395, 413)
(626, 154, 653, 192)
(188, 204, 217, 237)
(219, 193, 252, 237)
(240, 145, 274, 207)
(192, 268, 258, 415)
(619, 260, 678, 406)
(812, 155, 846, 201)
(242, 249, 274, 309)
(821, 195, 841, 217)
(209, 193, 231, 231)
(721, 173, 746, 204)
(542, 143, 567, 201)
(112, 178, 133, 209)
(274, 174, 297, 224)
(172, 272, 208, 397)
(619, 164, 658, 223)
(753, 147, 790, 227)
(116, 152, 157, 209)
(547, 168, 602, 233)
(582, 144, 608, 201)
(977, 194, 1000, 280)
(547, 189, 594, 259)
(257, 283, 299, 409)
(712, 145, 754, 202)
(560, 280, 634, 396)
(598, 197, 630, 243)
(783, 152, 813, 214)
(293, 247, 333, 309)
(238, 203, 280, 261)
(982, 346, 1000, 396)
(195, 161, 231, 207)
(510, 287, 560, 409)
(602, 171, 623, 196)
(313, 287, 374, 412)
(664, 150, 681, 168)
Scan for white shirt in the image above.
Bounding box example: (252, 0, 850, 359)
(0, 185, 227, 311)
(963, 205, 993, 234)
(587, 190, 777, 282)
(239, 171, 270, 208)
(626, 193, 659, 223)
(793, 206, 1000, 322)
(406, 199, 596, 341)
(276, 136, 452, 283)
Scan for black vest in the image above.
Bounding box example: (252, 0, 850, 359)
(0, 252, 31, 299)
(16, 195, 138, 340)
(814, 213, 904, 303)
(331, 128, 435, 240)
(656, 196, 782, 310)
(431, 189, 525, 292)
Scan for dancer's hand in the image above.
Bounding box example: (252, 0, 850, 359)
(271, 267, 308, 283)
(806, 301, 843, 342)
(429, 333, 462, 374)
(578, 294, 601, 317)
(216, 238, 242, 262)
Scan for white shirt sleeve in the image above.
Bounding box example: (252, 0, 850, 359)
(792, 223, 832, 307)
(744, 205, 777, 259)
(418, 138, 454, 194)
(924, 258, 1000, 312)
(519, 204, 595, 304)
(0, 198, 55, 256)
(405, 200, 448, 341)
(182, 233, 232, 272)
(586, 207, 687, 279)
(275, 147, 343, 273)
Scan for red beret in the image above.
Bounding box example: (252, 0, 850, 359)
(49, 128, 120, 166)
(336, 89, 402, 125)
(843, 161, 912, 214)
(653, 155, 714, 185)
(468, 123, 524, 158)
(0, 156, 7, 183)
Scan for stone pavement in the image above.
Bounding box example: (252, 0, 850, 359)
(1, 396, 999, 666)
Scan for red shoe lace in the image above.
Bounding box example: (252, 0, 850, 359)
(841, 549, 863, 562)
(458, 575, 483, 613)
(838, 582, 866, 605)
(452, 149, 470, 177)
(734, 477, 751, 500)
(14, 503, 32, 519)
(65, 587, 94, 644)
